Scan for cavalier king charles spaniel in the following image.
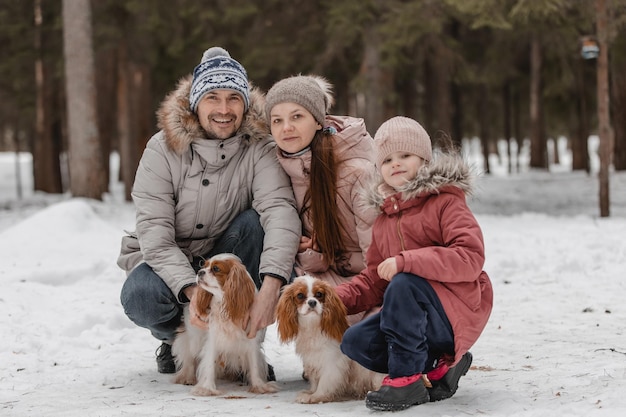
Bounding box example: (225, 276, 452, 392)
(172, 253, 276, 396)
(276, 275, 384, 403)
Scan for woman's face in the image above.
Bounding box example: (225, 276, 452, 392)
(269, 102, 322, 154)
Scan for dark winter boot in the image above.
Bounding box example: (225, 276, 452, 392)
(155, 342, 176, 374)
(426, 351, 473, 402)
(365, 374, 430, 411)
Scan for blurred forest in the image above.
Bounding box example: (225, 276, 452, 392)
(0, 0, 625, 203)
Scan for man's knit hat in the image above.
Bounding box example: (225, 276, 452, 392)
(189, 47, 250, 113)
(374, 116, 432, 169)
(265, 75, 334, 125)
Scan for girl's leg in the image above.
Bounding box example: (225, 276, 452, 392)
(341, 312, 388, 373)
(380, 273, 454, 378)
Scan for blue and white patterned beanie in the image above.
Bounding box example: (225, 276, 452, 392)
(189, 47, 250, 113)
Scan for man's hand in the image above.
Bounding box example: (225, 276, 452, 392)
(245, 276, 282, 339)
(377, 257, 398, 281)
(185, 285, 209, 330)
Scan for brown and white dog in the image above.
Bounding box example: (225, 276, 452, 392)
(276, 275, 384, 403)
(172, 253, 276, 396)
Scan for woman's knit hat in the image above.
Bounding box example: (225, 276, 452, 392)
(265, 75, 334, 125)
(189, 47, 250, 113)
(374, 116, 432, 168)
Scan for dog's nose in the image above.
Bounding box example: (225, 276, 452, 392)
(308, 299, 317, 308)
(198, 270, 206, 278)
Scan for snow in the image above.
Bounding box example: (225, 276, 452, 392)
(1, 139, 626, 416)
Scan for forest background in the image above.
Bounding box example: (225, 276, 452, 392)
(0, 0, 625, 211)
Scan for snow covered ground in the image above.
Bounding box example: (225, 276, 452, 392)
(1, 140, 625, 416)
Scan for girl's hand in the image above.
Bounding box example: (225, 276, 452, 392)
(298, 235, 319, 252)
(377, 257, 398, 281)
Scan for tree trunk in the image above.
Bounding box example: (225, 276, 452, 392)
(359, 25, 391, 133)
(572, 59, 591, 172)
(596, 0, 611, 217)
(503, 83, 512, 174)
(479, 84, 491, 174)
(117, 41, 135, 201)
(62, 0, 104, 200)
(611, 58, 626, 171)
(451, 82, 463, 148)
(33, 0, 62, 193)
(529, 34, 547, 169)
(96, 47, 118, 188)
(512, 86, 522, 173)
(424, 37, 453, 138)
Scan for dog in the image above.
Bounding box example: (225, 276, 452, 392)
(276, 274, 384, 403)
(172, 253, 277, 396)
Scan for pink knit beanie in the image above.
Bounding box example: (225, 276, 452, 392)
(374, 116, 432, 169)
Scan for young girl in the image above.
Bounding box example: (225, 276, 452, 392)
(265, 75, 378, 294)
(335, 116, 493, 411)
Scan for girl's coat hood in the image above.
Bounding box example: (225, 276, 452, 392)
(367, 150, 477, 211)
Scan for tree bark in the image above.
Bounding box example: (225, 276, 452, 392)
(33, 0, 62, 193)
(503, 83, 512, 174)
(62, 0, 105, 200)
(359, 25, 389, 133)
(611, 58, 626, 171)
(571, 59, 591, 172)
(529, 33, 547, 169)
(596, 0, 612, 217)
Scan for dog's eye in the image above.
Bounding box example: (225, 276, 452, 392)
(296, 293, 305, 300)
(211, 265, 221, 273)
(314, 291, 324, 300)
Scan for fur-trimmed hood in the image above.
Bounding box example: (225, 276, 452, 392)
(366, 150, 476, 211)
(156, 75, 269, 155)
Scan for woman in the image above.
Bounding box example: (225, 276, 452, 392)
(265, 75, 377, 291)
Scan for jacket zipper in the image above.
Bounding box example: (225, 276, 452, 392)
(392, 197, 406, 251)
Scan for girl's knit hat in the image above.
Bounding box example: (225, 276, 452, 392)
(374, 116, 432, 168)
(265, 75, 334, 125)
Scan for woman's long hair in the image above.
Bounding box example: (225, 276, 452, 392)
(301, 129, 347, 268)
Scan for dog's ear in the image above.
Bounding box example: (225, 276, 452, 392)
(194, 287, 213, 316)
(319, 281, 349, 342)
(276, 284, 300, 342)
(223, 260, 255, 326)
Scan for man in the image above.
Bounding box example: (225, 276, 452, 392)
(117, 47, 300, 375)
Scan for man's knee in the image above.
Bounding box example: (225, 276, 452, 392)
(120, 264, 174, 324)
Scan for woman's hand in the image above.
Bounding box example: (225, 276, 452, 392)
(298, 234, 319, 253)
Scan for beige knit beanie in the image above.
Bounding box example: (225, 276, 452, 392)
(374, 116, 432, 169)
(265, 75, 334, 125)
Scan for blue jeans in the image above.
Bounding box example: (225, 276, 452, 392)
(340, 273, 454, 378)
(120, 209, 264, 343)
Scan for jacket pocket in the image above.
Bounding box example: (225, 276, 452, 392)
(117, 231, 141, 271)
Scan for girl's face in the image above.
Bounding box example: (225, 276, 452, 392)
(380, 151, 425, 190)
(270, 102, 322, 154)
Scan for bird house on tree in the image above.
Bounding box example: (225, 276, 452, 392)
(581, 36, 599, 60)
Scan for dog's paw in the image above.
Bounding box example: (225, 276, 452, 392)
(296, 390, 336, 404)
(191, 386, 222, 396)
(173, 373, 197, 386)
(249, 381, 278, 394)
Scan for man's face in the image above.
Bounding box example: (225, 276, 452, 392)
(196, 89, 246, 139)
